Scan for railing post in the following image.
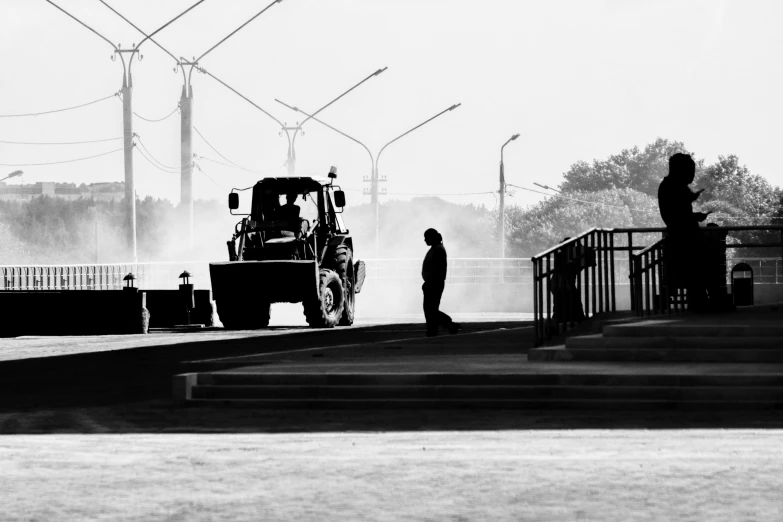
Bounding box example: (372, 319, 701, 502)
(537, 258, 544, 344)
(595, 231, 604, 314)
(644, 251, 651, 316)
(628, 231, 634, 312)
(584, 237, 591, 319)
(545, 254, 552, 342)
(590, 232, 597, 316)
(603, 231, 610, 314)
(532, 257, 539, 348)
(609, 232, 616, 312)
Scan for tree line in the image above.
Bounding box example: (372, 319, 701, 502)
(1, 137, 780, 264)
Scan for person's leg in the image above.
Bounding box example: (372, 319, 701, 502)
(430, 281, 460, 334)
(422, 282, 438, 336)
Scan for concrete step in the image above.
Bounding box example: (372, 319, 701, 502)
(197, 372, 783, 388)
(603, 324, 783, 338)
(566, 335, 783, 350)
(529, 347, 783, 363)
(190, 384, 783, 402)
(181, 397, 783, 410)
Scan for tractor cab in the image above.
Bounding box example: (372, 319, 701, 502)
(227, 171, 347, 263)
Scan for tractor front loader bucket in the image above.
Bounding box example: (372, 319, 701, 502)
(209, 260, 320, 305)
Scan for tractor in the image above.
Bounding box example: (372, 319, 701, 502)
(209, 167, 366, 329)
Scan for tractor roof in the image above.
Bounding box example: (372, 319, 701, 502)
(256, 176, 330, 193)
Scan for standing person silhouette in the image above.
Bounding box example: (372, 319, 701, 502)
(422, 228, 460, 337)
(657, 153, 711, 308)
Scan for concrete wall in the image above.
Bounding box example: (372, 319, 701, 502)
(0, 290, 148, 336)
(145, 289, 214, 328)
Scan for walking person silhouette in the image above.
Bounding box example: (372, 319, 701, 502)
(422, 228, 460, 337)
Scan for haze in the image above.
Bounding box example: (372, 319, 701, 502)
(1, 0, 781, 212)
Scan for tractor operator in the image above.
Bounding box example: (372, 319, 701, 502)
(276, 192, 302, 237)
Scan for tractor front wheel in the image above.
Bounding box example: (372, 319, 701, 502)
(303, 269, 344, 328)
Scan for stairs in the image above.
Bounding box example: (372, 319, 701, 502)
(173, 315, 783, 410)
(529, 323, 783, 362)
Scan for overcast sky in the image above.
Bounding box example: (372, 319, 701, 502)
(1, 0, 781, 210)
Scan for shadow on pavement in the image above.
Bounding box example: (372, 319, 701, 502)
(0, 321, 527, 411)
(4, 400, 783, 434)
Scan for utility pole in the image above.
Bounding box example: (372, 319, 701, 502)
(46, 1, 138, 261)
(51, 0, 206, 262)
(117, 46, 139, 262)
(102, 0, 284, 249)
(499, 133, 520, 259)
(180, 61, 196, 248)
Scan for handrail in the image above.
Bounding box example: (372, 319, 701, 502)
(531, 224, 783, 347)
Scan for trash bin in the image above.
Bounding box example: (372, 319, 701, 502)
(731, 262, 754, 306)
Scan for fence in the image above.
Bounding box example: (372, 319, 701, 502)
(366, 258, 530, 284)
(0, 258, 531, 291)
(530, 225, 783, 347)
(630, 225, 783, 319)
(0, 262, 209, 291)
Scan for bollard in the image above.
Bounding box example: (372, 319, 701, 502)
(179, 270, 195, 325)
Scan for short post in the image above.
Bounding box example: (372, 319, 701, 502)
(179, 270, 195, 325)
(123, 272, 137, 292)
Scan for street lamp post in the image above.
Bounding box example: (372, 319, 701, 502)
(499, 133, 519, 259)
(0, 170, 23, 184)
(49, 0, 204, 262)
(198, 66, 386, 179)
(275, 101, 462, 257)
(103, 0, 285, 249)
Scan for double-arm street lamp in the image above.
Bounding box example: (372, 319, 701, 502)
(47, 0, 205, 262)
(499, 133, 520, 258)
(101, 0, 285, 249)
(274, 100, 462, 257)
(0, 170, 23, 183)
(197, 66, 387, 177)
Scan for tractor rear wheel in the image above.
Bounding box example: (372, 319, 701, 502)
(335, 246, 355, 326)
(217, 299, 270, 330)
(303, 269, 344, 328)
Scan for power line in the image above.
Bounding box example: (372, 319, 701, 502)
(0, 92, 119, 118)
(508, 183, 778, 222)
(193, 125, 243, 168)
(0, 147, 123, 166)
(195, 0, 284, 63)
(507, 183, 656, 213)
(133, 105, 179, 123)
(194, 154, 286, 175)
(0, 137, 123, 145)
(343, 188, 495, 197)
(388, 191, 495, 196)
(193, 164, 225, 189)
(135, 137, 187, 172)
(135, 145, 181, 174)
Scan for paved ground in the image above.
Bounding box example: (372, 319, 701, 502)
(1, 306, 782, 520)
(2, 431, 783, 521)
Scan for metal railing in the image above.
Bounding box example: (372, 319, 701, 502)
(0, 258, 531, 291)
(365, 258, 530, 284)
(630, 225, 783, 318)
(531, 228, 626, 348)
(0, 262, 209, 291)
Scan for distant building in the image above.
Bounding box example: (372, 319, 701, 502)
(0, 181, 125, 202)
